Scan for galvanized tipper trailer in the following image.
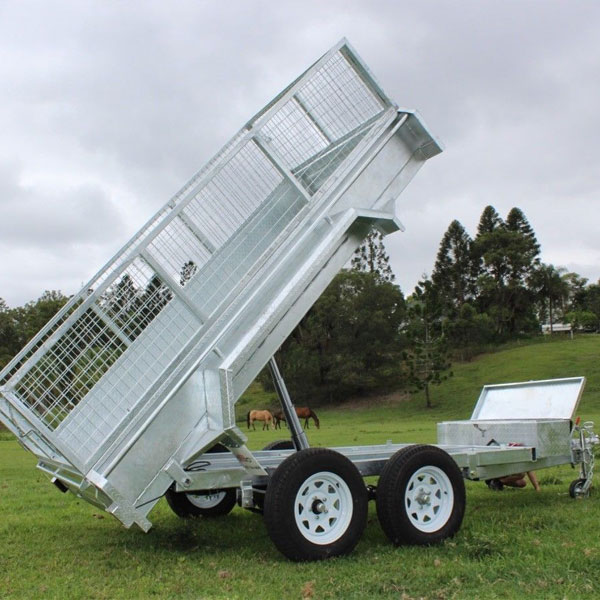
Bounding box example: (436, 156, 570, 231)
(0, 40, 597, 561)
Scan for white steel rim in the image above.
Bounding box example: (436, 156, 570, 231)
(405, 466, 454, 533)
(186, 490, 227, 509)
(294, 471, 353, 545)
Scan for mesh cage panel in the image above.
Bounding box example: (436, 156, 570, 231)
(295, 52, 383, 140)
(261, 51, 384, 176)
(15, 308, 127, 429)
(183, 140, 283, 247)
(96, 260, 174, 341)
(146, 217, 213, 285)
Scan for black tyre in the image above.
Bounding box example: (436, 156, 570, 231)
(262, 439, 295, 451)
(165, 443, 237, 518)
(263, 448, 368, 561)
(569, 478, 588, 498)
(165, 487, 237, 518)
(252, 440, 297, 511)
(376, 445, 465, 546)
(248, 440, 297, 512)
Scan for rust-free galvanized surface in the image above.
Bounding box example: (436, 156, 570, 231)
(0, 39, 442, 529)
(470, 376, 585, 420)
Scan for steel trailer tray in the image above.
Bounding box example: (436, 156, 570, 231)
(0, 39, 442, 531)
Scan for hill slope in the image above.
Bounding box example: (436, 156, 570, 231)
(428, 334, 600, 420)
(236, 334, 600, 449)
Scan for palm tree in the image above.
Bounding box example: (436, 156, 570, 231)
(531, 264, 570, 332)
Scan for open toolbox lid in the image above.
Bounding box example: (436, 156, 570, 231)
(470, 377, 586, 421)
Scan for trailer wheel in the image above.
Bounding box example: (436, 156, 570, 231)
(166, 487, 237, 518)
(165, 443, 237, 518)
(264, 448, 367, 561)
(569, 478, 588, 498)
(262, 440, 295, 451)
(376, 445, 465, 546)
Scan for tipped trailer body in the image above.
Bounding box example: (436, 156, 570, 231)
(1, 40, 596, 561)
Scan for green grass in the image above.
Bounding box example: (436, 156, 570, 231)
(1, 335, 600, 599)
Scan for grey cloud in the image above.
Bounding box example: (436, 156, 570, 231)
(1, 0, 600, 306)
(0, 165, 125, 247)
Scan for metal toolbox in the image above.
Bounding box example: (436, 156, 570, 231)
(437, 418, 571, 458)
(437, 377, 586, 459)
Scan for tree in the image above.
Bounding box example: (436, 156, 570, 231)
(565, 310, 598, 332)
(576, 282, 600, 331)
(431, 220, 476, 315)
(558, 272, 597, 331)
(444, 303, 495, 361)
(97, 274, 142, 341)
(0, 292, 70, 401)
(270, 270, 406, 403)
(111, 274, 139, 313)
(506, 207, 540, 247)
(404, 277, 452, 408)
(0, 298, 19, 369)
(138, 275, 173, 335)
(505, 208, 541, 284)
(351, 230, 395, 282)
(563, 272, 589, 313)
(16, 291, 70, 346)
(179, 261, 197, 287)
(473, 207, 540, 336)
(476, 205, 503, 236)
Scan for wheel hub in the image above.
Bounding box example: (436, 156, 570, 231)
(404, 465, 454, 533)
(415, 489, 431, 506)
(294, 471, 353, 544)
(312, 499, 328, 514)
(186, 490, 227, 509)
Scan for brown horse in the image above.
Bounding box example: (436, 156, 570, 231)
(273, 410, 285, 429)
(273, 407, 319, 429)
(247, 409, 274, 430)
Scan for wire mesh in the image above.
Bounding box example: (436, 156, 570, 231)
(15, 307, 128, 430)
(296, 52, 383, 140)
(181, 140, 283, 250)
(261, 51, 384, 181)
(55, 258, 201, 458)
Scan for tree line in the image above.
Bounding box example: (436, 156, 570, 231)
(267, 206, 600, 406)
(428, 206, 600, 347)
(1, 207, 599, 408)
(0, 291, 70, 369)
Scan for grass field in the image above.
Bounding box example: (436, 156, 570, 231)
(1, 335, 599, 599)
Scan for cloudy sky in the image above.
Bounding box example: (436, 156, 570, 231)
(1, 0, 599, 307)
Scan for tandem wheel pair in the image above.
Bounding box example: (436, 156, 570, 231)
(165, 444, 466, 561)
